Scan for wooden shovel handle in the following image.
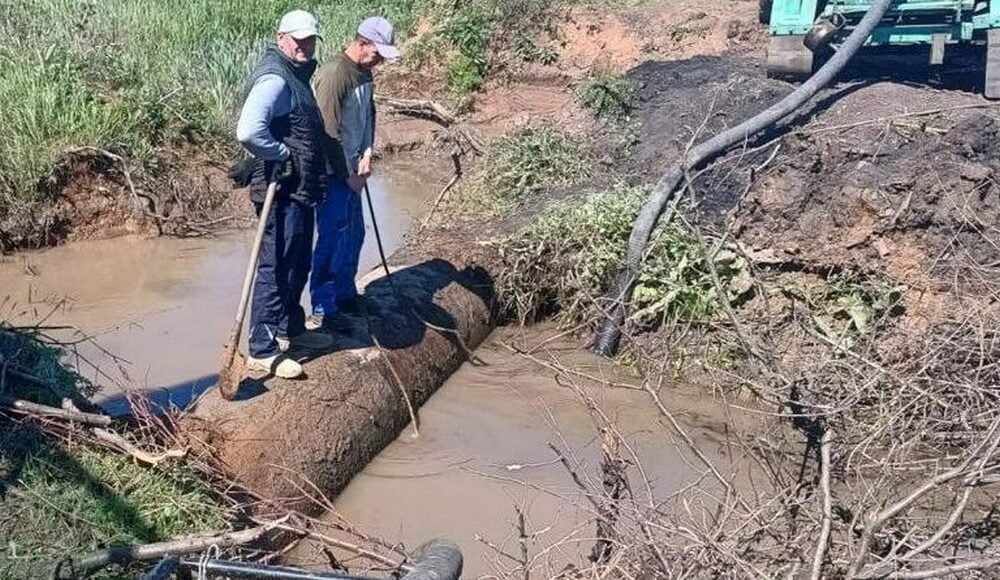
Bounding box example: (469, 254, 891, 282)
(225, 180, 278, 347)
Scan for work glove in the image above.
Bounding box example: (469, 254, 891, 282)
(267, 157, 295, 184)
(227, 157, 254, 189)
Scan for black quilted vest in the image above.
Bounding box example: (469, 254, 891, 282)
(245, 45, 327, 205)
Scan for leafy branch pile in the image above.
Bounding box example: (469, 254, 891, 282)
(497, 185, 744, 326)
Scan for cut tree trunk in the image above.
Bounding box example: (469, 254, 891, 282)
(181, 244, 498, 512)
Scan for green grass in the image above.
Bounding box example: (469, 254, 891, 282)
(0, 325, 232, 579)
(0, 442, 232, 579)
(0, 0, 424, 234)
(497, 184, 745, 326)
(460, 124, 590, 213)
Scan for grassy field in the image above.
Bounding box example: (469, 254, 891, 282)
(0, 0, 423, 236)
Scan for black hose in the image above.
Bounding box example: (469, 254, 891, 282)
(591, 0, 894, 356)
(400, 539, 463, 580)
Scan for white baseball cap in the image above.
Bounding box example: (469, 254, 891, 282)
(278, 9, 321, 40)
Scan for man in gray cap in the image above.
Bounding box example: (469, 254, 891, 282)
(234, 9, 333, 381)
(308, 16, 400, 329)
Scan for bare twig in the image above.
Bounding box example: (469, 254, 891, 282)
(809, 428, 833, 580)
(91, 427, 187, 466)
(0, 395, 111, 426)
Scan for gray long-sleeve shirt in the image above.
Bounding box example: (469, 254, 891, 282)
(235, 74, 292, 161)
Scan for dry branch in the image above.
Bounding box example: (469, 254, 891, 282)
(60, 516, 289, 576)
(0, 395, 111, 426)
(92, 427, 188, 466)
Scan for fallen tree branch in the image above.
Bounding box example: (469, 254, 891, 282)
(266, 520, 413, 573)
(375, 95, 483, 153)
(376, 96, 458, 126)
(56, 516, 289, 577)
(417, 151, 463, 234)
(886, 557, 1000, 579)
(0, 395, 111, 427)
(92, 427, 188, 466)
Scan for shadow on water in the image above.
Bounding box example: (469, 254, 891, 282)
(98, 374, 219, 417)
(99, 257, 496, 411)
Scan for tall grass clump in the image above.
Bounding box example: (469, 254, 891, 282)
(574, 70, 634, 120)
(0, 0, 422, 234)
(407, 0, 561, 96)
(497, 184, 745, 326)
(467, 124, 589, 211)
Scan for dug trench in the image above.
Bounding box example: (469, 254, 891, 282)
(172, 44, 1000, 576)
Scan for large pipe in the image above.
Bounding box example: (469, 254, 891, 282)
(591, 0, 895, 356)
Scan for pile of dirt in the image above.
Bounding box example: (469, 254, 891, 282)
(626, 52, 999, 328)
(627, 56, 790, 192)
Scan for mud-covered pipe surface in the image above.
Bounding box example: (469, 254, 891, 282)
(592, 0, 896, 356)
(181, 246, 498, 512)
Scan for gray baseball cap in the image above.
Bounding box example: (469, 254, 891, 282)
(357, 16, 400, 60)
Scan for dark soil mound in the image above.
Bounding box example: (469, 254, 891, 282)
(628, 54, 998, 301)
(628, 56, 792, 214)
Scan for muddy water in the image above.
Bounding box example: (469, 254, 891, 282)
(0, 159, 445, 413)
(289, 325, 734, 579)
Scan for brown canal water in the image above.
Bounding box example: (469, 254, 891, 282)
(288, 325, 735, 579)
(0, 159, 446, 414)
(1, 157, 737, 578)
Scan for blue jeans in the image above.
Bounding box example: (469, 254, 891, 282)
(310, 178, 365, 317)
(248, 196, 314, 358)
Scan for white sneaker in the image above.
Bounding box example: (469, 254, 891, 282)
(246, 354, 303, 379)
(289, 331, 334, 351)
(304, 314, 324, 331)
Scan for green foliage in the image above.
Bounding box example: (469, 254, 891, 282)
(0, 0, 423, 231)
(497, 185, 745, 326)
(514, 34, 558, 65)
(575, 71, 634, 120)
(1, 444, 231, 578)
(446, 53, 485, 93)
(782, 273, 905, 349)
(0, 327, 231, 579)
(417, 0, 558, 96)
(482, 125, 590, 208)
(440, 5, 493, 71)
(0, 325, 97, 402)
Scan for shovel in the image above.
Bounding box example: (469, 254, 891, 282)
(218, 180, 278, 400)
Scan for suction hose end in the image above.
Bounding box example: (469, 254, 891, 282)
(591, 270, 632, 358)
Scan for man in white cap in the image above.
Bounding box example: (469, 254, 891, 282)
(308, 16, 401, 330)
(233, 9, 333, 382)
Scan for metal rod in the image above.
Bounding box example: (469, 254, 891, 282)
(179, 559, 381, 580)
(363, 183, 392, 280)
